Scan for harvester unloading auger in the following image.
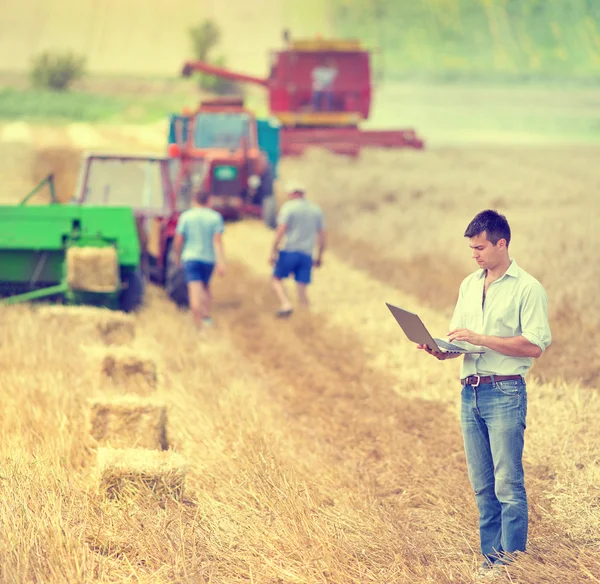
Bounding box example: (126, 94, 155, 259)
(181, 36, 424, 157)
(0, 175, 144, 312)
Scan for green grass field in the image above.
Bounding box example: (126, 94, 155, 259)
(0, 84, 196, 124)
(333, 0, 600, 81)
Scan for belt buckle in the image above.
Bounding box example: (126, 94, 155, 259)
(471, 375, 481, 388)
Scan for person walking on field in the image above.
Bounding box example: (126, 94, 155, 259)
(269, 182, 326, 317)
(173, 190, 226, 329)
(418, 210, 551, 580)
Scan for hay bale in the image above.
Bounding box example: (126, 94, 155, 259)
(95, 317, 135, 346)
(89, 396, 168, 450)
(97, 447, 187, 500)
(66, 246, 119, 292)
(99, 347, 158, 394)
(37, 305, 135, 345)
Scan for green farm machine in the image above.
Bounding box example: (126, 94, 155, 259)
(0, 176, 144, 311)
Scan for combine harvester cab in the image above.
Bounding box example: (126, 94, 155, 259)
(167, 97, 280, 228)
(181, 35, 424, 157)
(0, 176, 143, 312)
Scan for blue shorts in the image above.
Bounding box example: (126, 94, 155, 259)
(183, 260, 214, 284)
(273, 251, 312, 284)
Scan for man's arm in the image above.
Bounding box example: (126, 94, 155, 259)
(447, 331, 542, 358)
(314, 229, 327, 267)
(173, 214, 186, 267)
(172, 233, 184, 267)
(213, 232, 226, 275)
(270, 223, 287, 264)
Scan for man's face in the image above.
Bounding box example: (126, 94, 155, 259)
(469, 231, 505, 269)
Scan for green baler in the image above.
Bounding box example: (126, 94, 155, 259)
(0, 204, 144, 312)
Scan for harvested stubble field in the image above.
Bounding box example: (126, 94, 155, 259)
(0, 123, 599, 583)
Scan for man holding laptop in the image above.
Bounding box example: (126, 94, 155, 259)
(391, 210, 551, 579)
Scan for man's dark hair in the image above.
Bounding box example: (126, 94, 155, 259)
(195, 189, 210, 206)
(464, 209, 511, 246)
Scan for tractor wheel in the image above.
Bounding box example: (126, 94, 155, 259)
(262, 196, 277, 229)
(119, 267, 145, 313)
(165, 245, 189, 307)
(257, 163, 276, 229)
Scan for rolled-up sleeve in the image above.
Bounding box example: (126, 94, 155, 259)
(520, 282, 552, 352)
(277, 203, 291, 227)
(175, 214, 186, 236)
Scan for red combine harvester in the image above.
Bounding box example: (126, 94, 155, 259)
(181, 36, 424, 157)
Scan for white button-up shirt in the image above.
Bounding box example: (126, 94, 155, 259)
(450, 259, 552, 378)
(311, 66, 338, 91)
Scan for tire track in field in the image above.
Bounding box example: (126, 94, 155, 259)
(214, 221, 600, 582)
(207, 259, 481, 579)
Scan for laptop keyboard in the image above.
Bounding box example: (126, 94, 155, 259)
(433, 338, 465, 352)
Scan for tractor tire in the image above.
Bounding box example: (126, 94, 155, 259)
(119, 267, 145, 313)
(257, 163, 276, 229)
(262, 196, 277, 229)
(165, 245, 189, 307)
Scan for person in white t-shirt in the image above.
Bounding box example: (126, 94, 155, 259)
(173, 190, 226, 329)
(311, 57, 338, 112)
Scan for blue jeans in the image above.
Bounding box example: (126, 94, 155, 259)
(312, 90, 333, 111)
(460, 378, 528, 564)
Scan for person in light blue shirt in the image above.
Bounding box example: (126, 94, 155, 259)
(418, 209, 551, 578)
(269, 182, 326, 317)
(173, 190, 226, 329)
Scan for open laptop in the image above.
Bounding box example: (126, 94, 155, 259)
(385, 303, 485, 354)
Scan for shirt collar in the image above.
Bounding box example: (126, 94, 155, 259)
(476, 258, 519, 280)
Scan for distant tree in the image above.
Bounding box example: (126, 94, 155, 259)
(30, 51, 86, 91)
(188, 19, 239, 95)
(189, 20, 220, 62)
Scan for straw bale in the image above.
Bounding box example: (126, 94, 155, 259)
(66, 246, 119, 292)
(89, 396, 168, 450)
(37, 305, 135, 345)
(97, 447, 187, 500)
(99, 347, 158, 394)
(95, 317, 136, 346)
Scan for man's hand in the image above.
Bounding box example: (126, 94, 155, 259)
(417, 344, 453, 360)
(313, 256, 322, 268)
(269, 251, 278, 266)
(448, 329, 483, 345)
(215, 263, 226, 277)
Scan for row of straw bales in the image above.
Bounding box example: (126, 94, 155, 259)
(91, 315, 186, 500)
(40, 304, 187, 499)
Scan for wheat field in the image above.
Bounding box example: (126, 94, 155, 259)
(0, 122, 599, 583)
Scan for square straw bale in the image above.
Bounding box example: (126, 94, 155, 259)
(66, 246, 119, 292)
(89, 396, 168, 450)
(95, 316, 135, 346)
(99, 347, 158, 394)
(97, 447, 187, 500)
(37, 305, 135, 345)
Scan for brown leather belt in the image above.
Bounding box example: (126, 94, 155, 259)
(461, 374, 522, 387)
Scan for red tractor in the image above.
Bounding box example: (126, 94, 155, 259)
(181, 36, 424, 157)
(167, 97, 279, 229)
